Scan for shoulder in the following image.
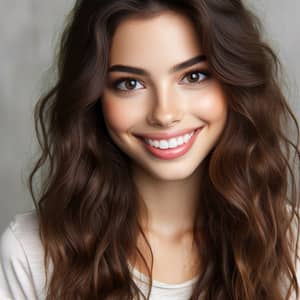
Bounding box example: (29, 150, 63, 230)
(0, 209, 42, 263)
(2, 209, 38, 239)
(0, 209, 48, 300)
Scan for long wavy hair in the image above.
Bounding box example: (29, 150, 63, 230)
(28, 0, 300, 299)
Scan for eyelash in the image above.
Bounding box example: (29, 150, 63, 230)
(110, 69, 211, 93)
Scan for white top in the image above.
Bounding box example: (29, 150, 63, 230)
(0, 209, 299, 300)
(0, 210, 199, 300)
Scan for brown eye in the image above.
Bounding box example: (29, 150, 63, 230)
(188, 72, 201, 82)
(181, 70, 210, 84)
(124, 79, 138, 89)
(113, 78, 144, 91)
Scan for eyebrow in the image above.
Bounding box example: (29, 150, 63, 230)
(107, 54, 207, 76)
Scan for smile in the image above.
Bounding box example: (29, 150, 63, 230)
(137, 126, 204, 160)
(144, 129, 196, 149)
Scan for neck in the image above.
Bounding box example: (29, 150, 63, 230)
(133, 165, 203, 240)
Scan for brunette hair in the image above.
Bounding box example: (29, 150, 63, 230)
(28, 0, 300, 299)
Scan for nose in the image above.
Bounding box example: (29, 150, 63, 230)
(146, 85, 184, 127)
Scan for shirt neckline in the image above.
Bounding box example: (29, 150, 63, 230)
(128, 262, 200, 289)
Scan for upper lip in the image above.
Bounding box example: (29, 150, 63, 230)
(136, 126, 203, 140)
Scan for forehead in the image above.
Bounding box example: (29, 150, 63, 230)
(108, 10, 203, 70)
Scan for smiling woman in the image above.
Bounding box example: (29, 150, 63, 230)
(101, 11, 227, 182)
(0, 1, 300, 300)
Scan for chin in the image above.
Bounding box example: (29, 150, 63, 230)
(134, 157, 204, 182)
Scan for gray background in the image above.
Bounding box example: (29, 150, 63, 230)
(0, 0, 299, 234)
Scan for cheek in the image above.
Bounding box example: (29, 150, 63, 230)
(101, 94, 144, 132)
(192, 85, 227, 123)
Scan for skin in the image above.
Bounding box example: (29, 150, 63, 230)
(101, 10, 228, 283)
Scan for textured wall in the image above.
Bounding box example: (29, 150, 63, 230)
(0, 0, 299, 233)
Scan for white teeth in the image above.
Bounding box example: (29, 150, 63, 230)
(168, 137, 180, 148)
(177, 136, 184, 146)
(183, 133, 190, 143)
(158, 140, 169, 149)
(145, 130, 195, 149)
(153, 140, 160, 147)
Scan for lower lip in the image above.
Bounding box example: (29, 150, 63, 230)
(138, 127, 204, 160)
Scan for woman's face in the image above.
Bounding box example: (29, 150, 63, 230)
(101, 10, 227, 181)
